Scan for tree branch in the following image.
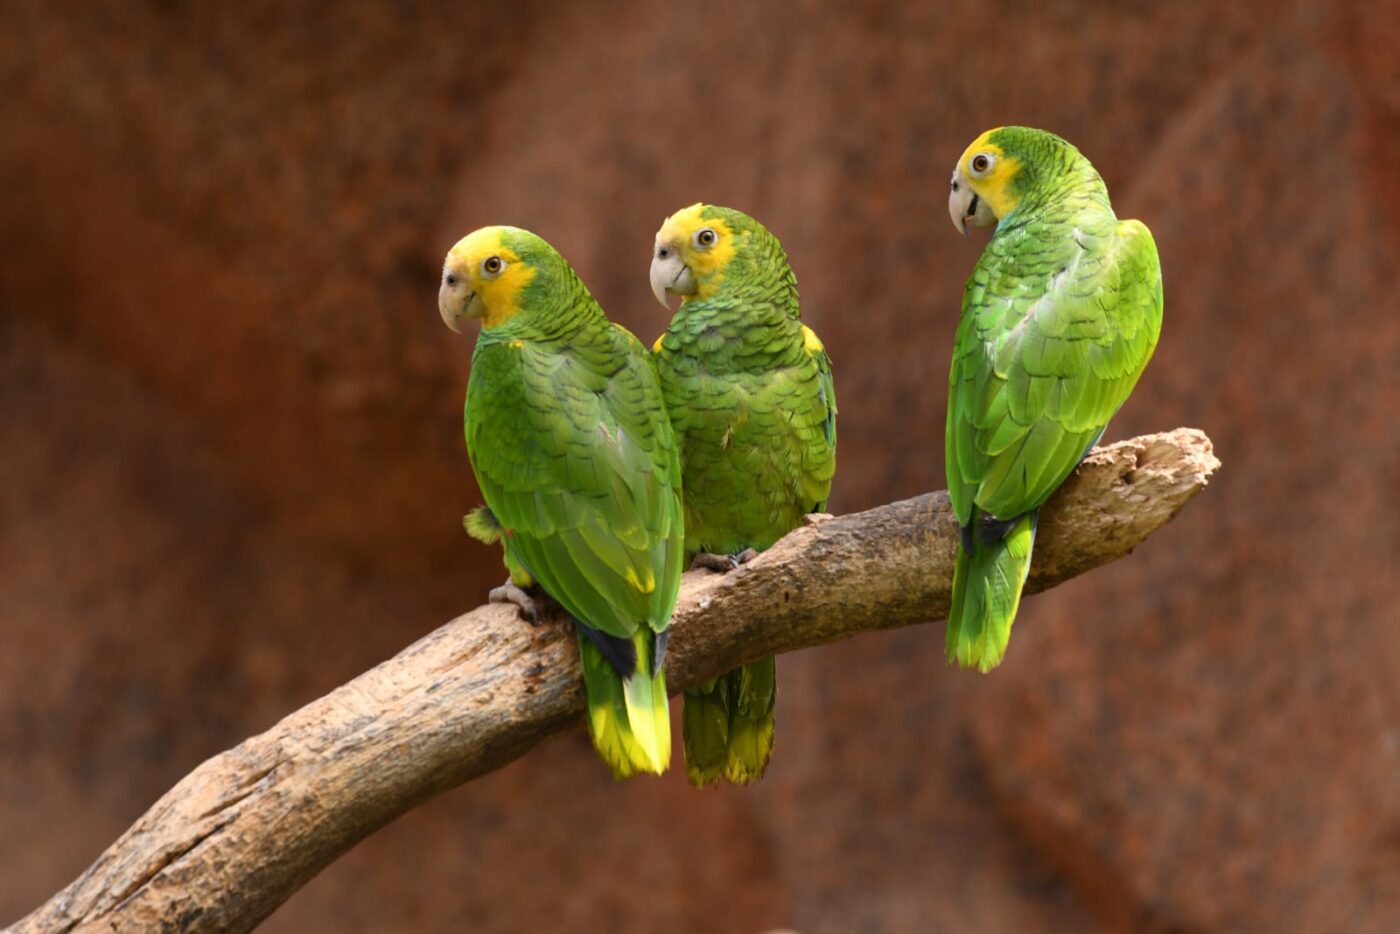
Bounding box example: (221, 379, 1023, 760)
(9, 428, 1219, 934)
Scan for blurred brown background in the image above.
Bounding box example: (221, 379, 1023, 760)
(1, 1, 1396, 931)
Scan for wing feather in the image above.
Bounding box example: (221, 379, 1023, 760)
(946, 216, 1163, 521)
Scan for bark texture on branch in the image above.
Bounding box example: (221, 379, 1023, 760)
(11, 428, 1219, 934)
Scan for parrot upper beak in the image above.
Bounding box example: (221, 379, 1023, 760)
(949, 169, 996, 236)
(438, 278, 480, 334)
(649, 241, 695, 310)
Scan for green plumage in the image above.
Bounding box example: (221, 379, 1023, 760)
(946, 128, 1162, 671)
(654, 205, 836, 785)
(462, 228, 683, 778)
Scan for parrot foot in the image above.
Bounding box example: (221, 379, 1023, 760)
(489, 580, 540, 625)
(803, 512, 834, 527)
(690, 549, 759, 573)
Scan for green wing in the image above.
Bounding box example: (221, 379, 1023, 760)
(802, 324, 838, 512)
(466, 325, 684, 642)
(947, 219, 1162, 524)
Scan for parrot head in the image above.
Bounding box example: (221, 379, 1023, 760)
(439, 226, 559, 332)
(649, 203, 775, 309)
(948, 126, 1087, 235)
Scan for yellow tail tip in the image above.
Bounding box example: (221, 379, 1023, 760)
(587, 676, 671, 779)
(948, 642, 1007, 673)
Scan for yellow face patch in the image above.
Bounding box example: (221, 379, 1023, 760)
(801, 324, 825, 355)
(958, 129, 1022, 219)
(655, 203, 738, 300)
(443, 227, 537, 328)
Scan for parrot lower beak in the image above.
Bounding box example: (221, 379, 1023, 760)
(949, 170, 996, 236)
(649, 250, 694, 310)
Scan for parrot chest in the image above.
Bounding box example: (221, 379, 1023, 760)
(665, 354, 821, 554)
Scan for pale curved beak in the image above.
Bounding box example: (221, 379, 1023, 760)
(949, 169, 996, 236)
(649, 243, 695, 309)
(438, 280, 479, 334)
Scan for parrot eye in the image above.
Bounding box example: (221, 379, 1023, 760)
(694, 228, 718, 248)
(481, 256, 506, 277)
(970, 153, 994, 175)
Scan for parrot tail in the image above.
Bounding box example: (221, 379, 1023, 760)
(946, 509, 1038, 672)
(682, 656, 777, 787)
(576, 624, 671, 779)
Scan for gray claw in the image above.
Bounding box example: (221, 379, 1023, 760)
(690, 550, 758, 573)
(489, 580, 540, 625)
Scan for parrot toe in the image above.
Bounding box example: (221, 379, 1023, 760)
(690, 551, 739, 573)
(690, 550, 757, 573)
(488, 579, 541, 625)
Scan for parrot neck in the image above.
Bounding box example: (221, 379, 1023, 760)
(489, 304, 601, 343)
(1000, 160, 1113, 231)
(670, 286, 803, 370)
(481, 268, 605, 343)
(690, 235, 799, 319)
(680, 274, 799, 329)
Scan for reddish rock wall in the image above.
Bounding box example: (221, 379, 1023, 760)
(1, 1, 1395, 930)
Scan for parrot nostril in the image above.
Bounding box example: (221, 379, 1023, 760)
(952, 179, 960, 192)
(658, 248, 669, 259)
(445, 272, 458, 287)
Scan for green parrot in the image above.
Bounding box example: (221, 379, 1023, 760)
(944, 126, 1163, 671)
(649, 204, 836, 786)
(439, 225, 683, 778)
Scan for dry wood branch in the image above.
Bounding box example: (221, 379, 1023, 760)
(10, 428, 1219, 934)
